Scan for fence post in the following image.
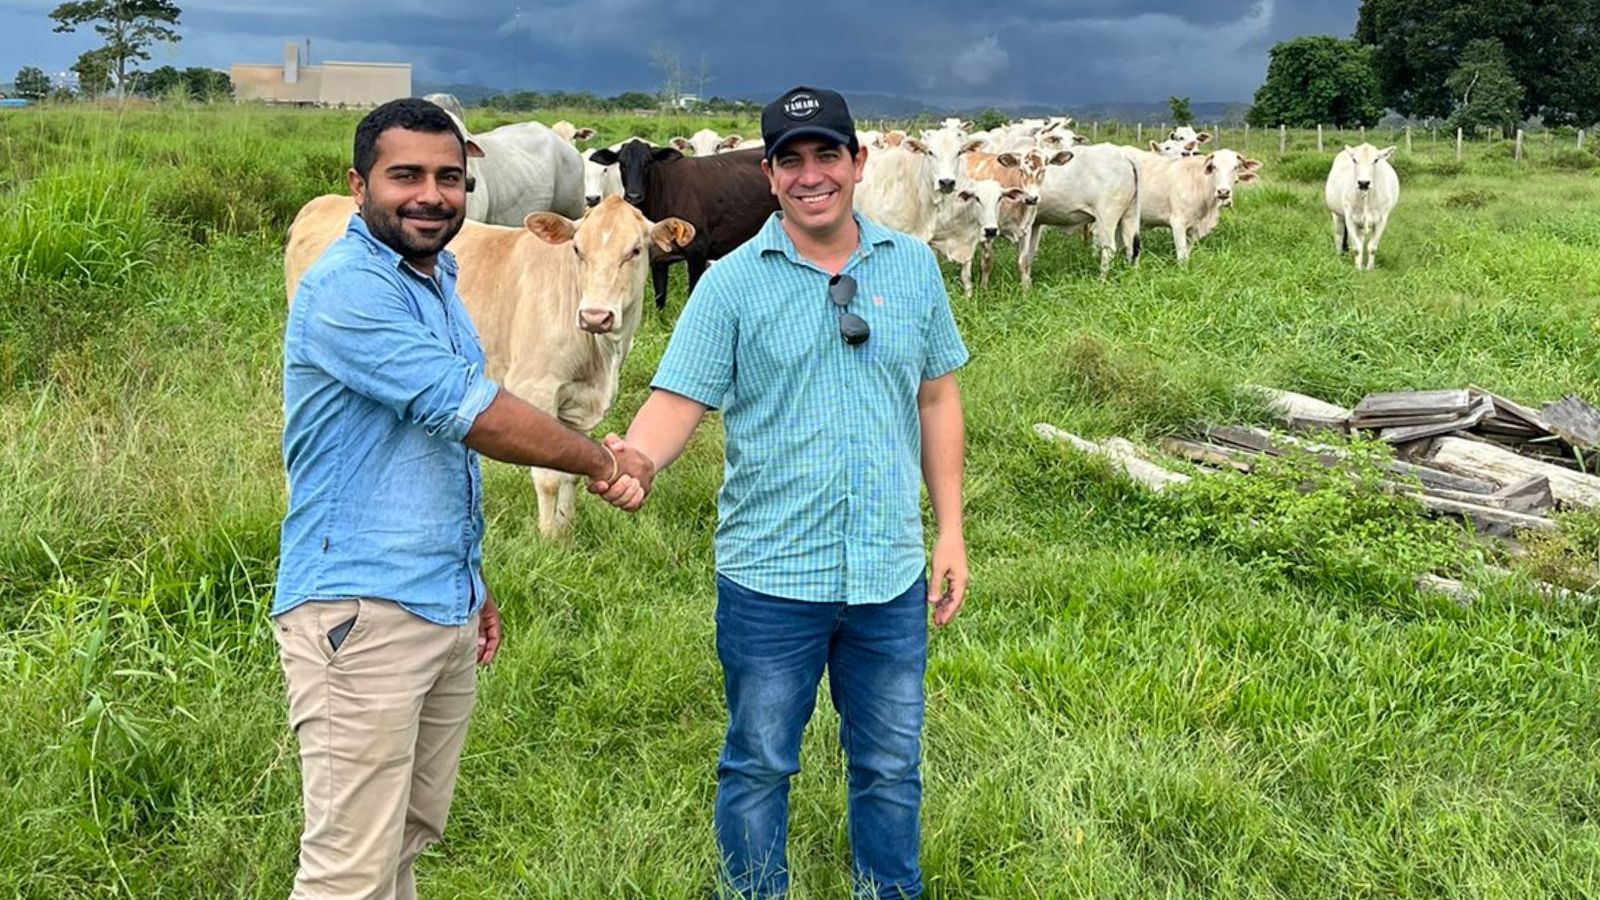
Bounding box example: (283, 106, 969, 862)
(1136, 122, 1142, 144)
(1279, 123, 1286, 152)
(1092, 121, 1098, 142)
(1515, 129, 1524, 161)
(1317, 123, 1324, 151)
(1580, 129, 1587, 150)
(1456, 127, 1463, 161)
(1359, 125, 1366, 142)
(1244, 122, 1249, 150)
(1405, 125, 1412, 153)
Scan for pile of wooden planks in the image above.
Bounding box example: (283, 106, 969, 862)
(1274, 385, 1600, 471)
(1034, 386, 1600, 542)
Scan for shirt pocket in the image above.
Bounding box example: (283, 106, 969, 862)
(861, 294, 925, 371)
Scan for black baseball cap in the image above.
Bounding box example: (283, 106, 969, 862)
(761, 86, 858, 161)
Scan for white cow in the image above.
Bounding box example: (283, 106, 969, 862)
(422, 92, 466, 121)
(966, 149, 1073, 289)
(283, 195, 696, 535)
(1128, 148, 1262, 261)
(550, 120, 598, 144)
(1024, 143, 1141, 279)
(1169, 125, 1213, 146)
(1325, 143, 1399, 270)
(931, 178, 1030, 297)
(670, 128, 744, 156)
(462, 120, 587, 223)
(921, 125, 984, 195)
(580, 147, 625, 208)
(855, 136, 941, 241)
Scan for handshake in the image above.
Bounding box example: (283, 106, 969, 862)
(588, 433, 655, 511)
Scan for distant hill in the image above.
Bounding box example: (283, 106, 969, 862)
(414, 80, 1250, 124)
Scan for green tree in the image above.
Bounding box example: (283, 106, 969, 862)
(1355, 0, 1600, 125)
(14, 66, 51, 100)
(1246, 35, 1384, 128)
(1168, 95, 1194, 124)
(611, 91, 655, 111)
(71, 47, 114, 97)
(182, 66, 229, 101)
(137, 63, 181, 97)
(49, 0, 182, 97)
(1445, 39, 1524, 137)
(973, 108, 1008, 132)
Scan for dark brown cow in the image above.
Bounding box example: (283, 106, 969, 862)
(589, 141, 779, 309)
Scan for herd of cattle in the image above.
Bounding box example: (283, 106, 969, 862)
(280, 95, 1402, 533)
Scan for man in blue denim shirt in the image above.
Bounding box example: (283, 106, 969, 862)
(597, 87, 969, 899)
(275, 99, 652, 899)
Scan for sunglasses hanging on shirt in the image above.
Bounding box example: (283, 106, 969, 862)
(828, 273, 870, 346)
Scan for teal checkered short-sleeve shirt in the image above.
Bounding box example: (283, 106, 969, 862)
(651, 212, 968, 605)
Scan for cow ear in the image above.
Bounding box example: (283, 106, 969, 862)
(525, 212, 578, 245)
(903, 138, 927, 154)
(1148, 140, 1160, 151)
(718, 134, 743, 150)
(1204, 153, 1216, 174)
(1237, 170, 1258, 182)
(588, 148, 618, 167)
(1048, 150, 1074, 166)
(651, 217, 697, 251)
(996, 152, 1021, 168)
(654, 146, 685, 163)
(1244, 157, 1264, 171)
(669, 137, 691, 152)
(1378, 146, 1397, 160)
(1195, 132, 1212, 144)
(957, 189, 976, 202)
(464, 139, 485, 159)
(1003, 188, 1030, 202)
(573, 128, 597, 141)
(960, 138, 987, 154)
(1184, 140, 1198, 152)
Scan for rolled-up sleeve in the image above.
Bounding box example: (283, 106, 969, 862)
(651, 273, 738, 409)
(296, 266, 499, 443)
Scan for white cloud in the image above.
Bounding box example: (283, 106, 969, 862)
(953, 36, 1008, 86)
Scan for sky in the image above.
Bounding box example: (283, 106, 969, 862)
(0, 0, 1360, 106)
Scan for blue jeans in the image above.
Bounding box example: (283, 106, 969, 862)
(713, 573, 928, 900)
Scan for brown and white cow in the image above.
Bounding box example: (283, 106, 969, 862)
(965, 148, 1073, 289)
(1128, 148, 1262, 261)
(284, 194, 695, 535)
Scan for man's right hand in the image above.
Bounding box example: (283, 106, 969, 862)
(589, 433, 654, 511)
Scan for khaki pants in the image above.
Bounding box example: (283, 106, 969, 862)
(275, 598, 478, 900)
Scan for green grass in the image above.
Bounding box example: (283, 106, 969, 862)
(4, 105, 1600, 898)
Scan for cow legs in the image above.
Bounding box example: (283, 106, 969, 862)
(1171, 219, 1191, 263)
(685, 251, 709, 298)
(1091, 216, 1119, 280)
(1019, 224, 1044, 282)
(532, 467, 569, 537)
(651, 260, 670, 311)
(1365, 217, 1389, 271)
(979, 241, 994, 290)
(958, 256, 974, 298)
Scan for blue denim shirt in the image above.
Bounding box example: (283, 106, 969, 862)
(274, 214, 501, 626)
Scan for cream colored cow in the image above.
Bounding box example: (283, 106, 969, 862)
(284, 195, 694, 535)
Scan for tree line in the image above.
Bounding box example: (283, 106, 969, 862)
(1248, 0, 1599, 132)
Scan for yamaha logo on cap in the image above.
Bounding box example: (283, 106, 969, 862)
(783, 92, 822, 120)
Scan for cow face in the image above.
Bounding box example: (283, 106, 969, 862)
(1003, 149, 1071, 206)
(956, 180, 1030, 239)
(922, 127, 982, 194)
(589, 139, 682, 207)
(580, 148, 623, 208)
(1342, 143, 1392, 192)
(1202, 149, 1263, 206)
(524, 196, 696, 336)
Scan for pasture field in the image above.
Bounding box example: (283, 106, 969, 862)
(5, 104, 1600, 898)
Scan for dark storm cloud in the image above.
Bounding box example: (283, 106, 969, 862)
(0, 0, 1361, 105)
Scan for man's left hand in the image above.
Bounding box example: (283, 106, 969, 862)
(928, 532, 968, 628)
(477, 591, 503, 665)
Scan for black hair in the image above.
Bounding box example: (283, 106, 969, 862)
(352, 97, 466, 179)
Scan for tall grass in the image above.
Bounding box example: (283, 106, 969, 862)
(3, 107, 1600, 897)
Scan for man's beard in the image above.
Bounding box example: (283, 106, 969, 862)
(361, 197, 464, 260)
